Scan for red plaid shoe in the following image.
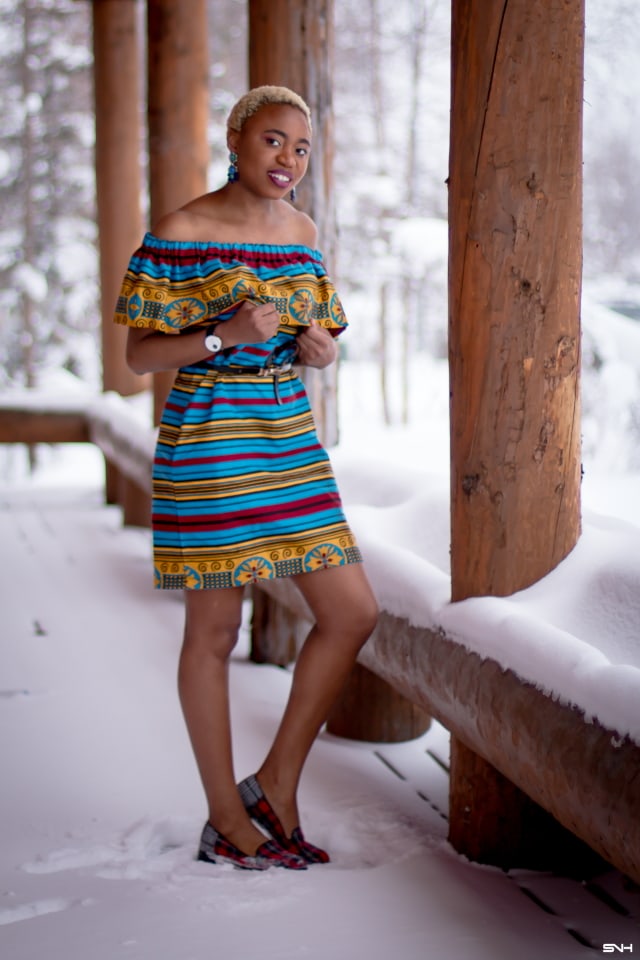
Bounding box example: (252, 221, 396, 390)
(238, 775, 330, 864)
(197, 822, 307, 871)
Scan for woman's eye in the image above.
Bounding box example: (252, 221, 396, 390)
(266, 137, 281, 147)
(296, 147, 308, 157)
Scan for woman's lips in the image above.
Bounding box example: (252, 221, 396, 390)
(268, 169, 293, 188)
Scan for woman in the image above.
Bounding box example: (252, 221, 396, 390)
(115, 86, 378, 871)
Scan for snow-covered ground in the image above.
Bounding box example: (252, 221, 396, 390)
(1, 479, 639, 959)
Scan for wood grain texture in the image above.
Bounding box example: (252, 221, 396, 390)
(449, 0, 585, 598)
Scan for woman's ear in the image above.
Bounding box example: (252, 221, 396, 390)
(227, 130, 239, 154)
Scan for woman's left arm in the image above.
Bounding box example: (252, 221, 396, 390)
(296, 320, 339, 369)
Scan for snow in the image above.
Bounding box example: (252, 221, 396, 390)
(2, 483, 638, 959)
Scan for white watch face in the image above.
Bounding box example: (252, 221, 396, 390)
(205, 331, 223, 353)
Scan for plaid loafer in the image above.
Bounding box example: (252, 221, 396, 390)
(197, 821, 307, 871)
(238, 774, 330, 864)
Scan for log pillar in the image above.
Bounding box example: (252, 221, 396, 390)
(146, 0, 209, 424)
(250, 587, 305, 667)
(326, 663, 430, 744)
(447, 0, 585, 868)
(247, 3, 419, 741)
(248, 0, 339, 447)
(448, 738, 604, 876)
(92, 0, 147, 509)
(246, 1, 336, 652)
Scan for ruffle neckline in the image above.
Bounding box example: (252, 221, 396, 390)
(142, 232, 322, 259)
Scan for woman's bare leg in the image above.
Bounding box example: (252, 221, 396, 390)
(179, 586, 268, 854)
(254, 563, 378, 834)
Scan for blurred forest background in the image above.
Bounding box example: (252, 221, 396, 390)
(1, 0, 640, 470)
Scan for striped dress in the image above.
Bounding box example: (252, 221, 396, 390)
(114, 232, 362, 590)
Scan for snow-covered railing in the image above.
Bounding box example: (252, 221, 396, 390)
(0, 389, 155, 525)
(0, 390, 90, 444)
(253, 563, 640, 885)
(86, 392, 157, 493)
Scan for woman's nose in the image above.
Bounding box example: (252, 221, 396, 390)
(277, 143, 295, 166)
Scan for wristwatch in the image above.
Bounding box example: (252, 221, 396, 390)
(204, 323, 223, 354)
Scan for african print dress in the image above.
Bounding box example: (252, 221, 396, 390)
(114, 233, 362, 590)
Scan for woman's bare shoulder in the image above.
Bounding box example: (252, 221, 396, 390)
(151, 209, 204, 241)
(291, 209, 319, 249)
(151, 193, 225, 242)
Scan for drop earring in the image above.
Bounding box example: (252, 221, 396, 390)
(290, 185, 297, 203)
(227, 151, 239, 183)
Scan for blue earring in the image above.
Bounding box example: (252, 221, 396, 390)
(290, 186, 297, 203)
(227, 151, 239, 183)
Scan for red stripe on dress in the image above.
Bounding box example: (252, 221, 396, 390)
(153, 493, 341, 532)
(139, 244, 323, 270)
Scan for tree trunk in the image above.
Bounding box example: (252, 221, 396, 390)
(368, 0, 385, 160)
(449, 0, 584, 600)
(20, 0, 37, 470)
(379, 280, 391, 425)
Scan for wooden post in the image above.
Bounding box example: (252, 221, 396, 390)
(247, 3, 422, 741)
(248, 0, 339, 446)
(448, 738, 604, 876)
(247, 0, 335, 653)
(447, 0, 585, 869)
(326, 663, 430, 744)
(92, 0, 147, 511)
(146, 0, 209, 425)
(449, 0, 584, 600)
(250, 587, 304, 667)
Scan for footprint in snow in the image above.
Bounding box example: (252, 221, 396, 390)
(22, 818, 194, 881)
(0, 897, 92, 927)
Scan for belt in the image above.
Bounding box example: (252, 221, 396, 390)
(212, 362, 294, 404)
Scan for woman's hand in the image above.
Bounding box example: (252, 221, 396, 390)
(296, 321, 338, 369)
(225, 300, 280, 346)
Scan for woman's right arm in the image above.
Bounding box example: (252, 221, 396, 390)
(126, 300, 282, 375)
(126, 326, 211, 375)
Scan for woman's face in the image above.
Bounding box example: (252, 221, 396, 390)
(229, 103, 312, 199)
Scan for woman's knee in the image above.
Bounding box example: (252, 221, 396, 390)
(182, 587, 244, 659)
(298, 568, 379, 641)
(340, 591, 379, 642)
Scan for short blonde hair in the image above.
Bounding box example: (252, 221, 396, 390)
(227, 86, 312, 134)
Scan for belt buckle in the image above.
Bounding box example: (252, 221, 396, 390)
(260, 362, 291, 378)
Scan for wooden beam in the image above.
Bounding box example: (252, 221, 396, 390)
(361, 612, 640, 881)
(448, 0, 584, 600)
(0, 408, 89, 445)
(146, 0, 209, 424)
